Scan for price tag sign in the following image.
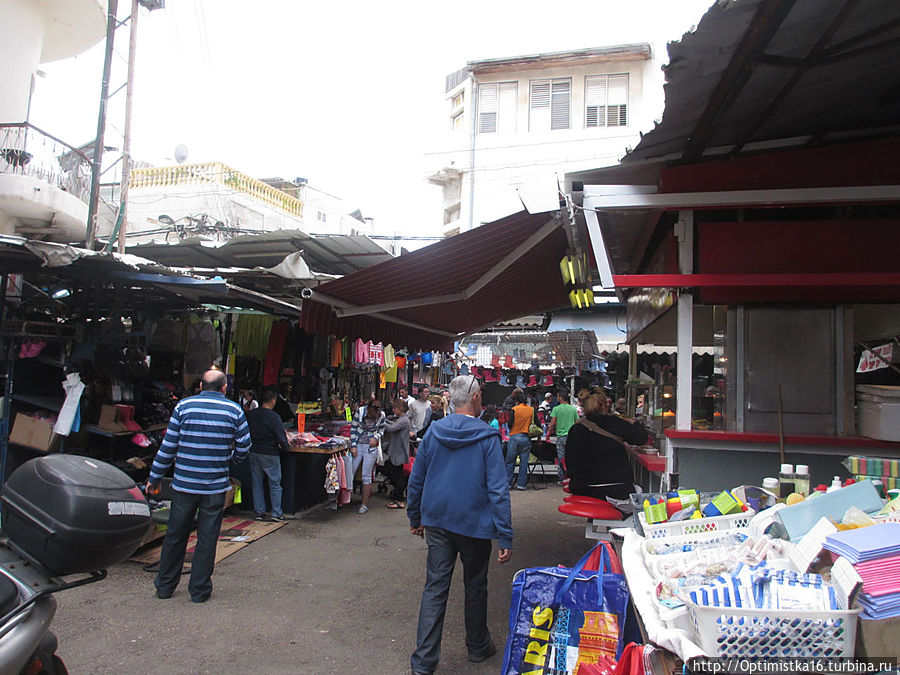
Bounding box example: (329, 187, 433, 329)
(857, 343, 894, 373)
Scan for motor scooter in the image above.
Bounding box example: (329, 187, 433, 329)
(0, 539, 107, 674)
(0, 454, 153, 675)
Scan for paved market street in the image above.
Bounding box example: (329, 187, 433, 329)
(52, 483, 590, 674)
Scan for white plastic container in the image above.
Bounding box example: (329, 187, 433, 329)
(686, 599, 859, 658)
(856, 385, 900, 441)
(637, 510, 754, 539)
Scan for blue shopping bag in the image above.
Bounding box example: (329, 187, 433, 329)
(501, 543, 631, 675)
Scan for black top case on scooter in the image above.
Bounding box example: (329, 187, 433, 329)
(0, 455, 152, 575)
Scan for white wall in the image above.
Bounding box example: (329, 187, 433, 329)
(428, 44, 669, 234)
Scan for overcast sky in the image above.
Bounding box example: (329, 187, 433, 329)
(29, 0, 713, 238)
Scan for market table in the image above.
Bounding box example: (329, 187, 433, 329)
(281, 437, 350, 512)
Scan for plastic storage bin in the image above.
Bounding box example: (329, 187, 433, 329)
(636, 510, 754, 539)
(686, 600, 859, 658)
(0, 455, 152, 575)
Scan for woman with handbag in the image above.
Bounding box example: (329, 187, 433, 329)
(382, 399, 411, 509)
(505, 391, 536, 491)
(565, 389, 648, 512)
(350, 399, 386, 514)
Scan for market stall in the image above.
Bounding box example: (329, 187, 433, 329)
(610, 472, 900, 666)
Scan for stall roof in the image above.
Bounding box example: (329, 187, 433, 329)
(126, 229, 395, 276)
(568, 0, 900, 279)
(301, 210, 572, 351)
(0, 235, 301, 317)
(628, 0, 900, 165)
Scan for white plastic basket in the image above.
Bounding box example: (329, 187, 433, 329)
(637, 510, 754, 539)
(642, 528, 751, 556)
(686, 600, 859, 658)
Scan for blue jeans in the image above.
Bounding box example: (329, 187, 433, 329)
(555, 434, 568, 480)
(250, 453, 283, 517)
(411, 527, 493, 674)
(505, 433, 531, 488)
(155, 489, 226, 601)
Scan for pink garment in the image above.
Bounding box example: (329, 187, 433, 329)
(335, 452, 346, 489)
(354, 338, 368, 366)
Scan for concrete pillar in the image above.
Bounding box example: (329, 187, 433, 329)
(0, 0, 44, 122)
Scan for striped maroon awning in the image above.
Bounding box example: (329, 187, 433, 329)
(300, 210, 571, 351)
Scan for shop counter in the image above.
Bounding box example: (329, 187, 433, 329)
(627, 447, 666, 493)
(664, 429, 900, 492)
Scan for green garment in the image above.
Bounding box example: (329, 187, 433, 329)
(550, 403, 578, 437)
(234, 314, 276, 361)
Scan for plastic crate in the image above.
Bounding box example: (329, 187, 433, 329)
(686, 600, 859, 658)
(637, 510, 754, 539)
(641, 528, 752, 558)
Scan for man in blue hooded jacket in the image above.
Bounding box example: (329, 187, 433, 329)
(407, 374, 513, 675)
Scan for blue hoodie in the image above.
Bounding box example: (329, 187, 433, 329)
(407, 413, 513, 549)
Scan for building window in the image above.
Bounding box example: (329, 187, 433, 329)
(316, 210, 327, 223)
(585, 74, 628, 127)
(477, 82, 517, 134)
(451, 112, 464, 131)
(451, 91, 464, 110)
(530, 78, 571, 131)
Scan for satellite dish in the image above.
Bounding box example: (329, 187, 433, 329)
(174, 144, 189, 164)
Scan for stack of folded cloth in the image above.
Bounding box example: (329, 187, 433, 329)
(824, 522, 900, 619)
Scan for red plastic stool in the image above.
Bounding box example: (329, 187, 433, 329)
(562, 478, 571, 494)
(558, 499, 632, 541)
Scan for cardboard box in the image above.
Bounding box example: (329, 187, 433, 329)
(223, 478, 241, 510)
(9, 413, 59, 452)
(857, 616, 900, 659)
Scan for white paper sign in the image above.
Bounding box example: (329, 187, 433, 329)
(857, 343, 893, 373)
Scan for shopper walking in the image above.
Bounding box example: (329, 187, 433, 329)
(407, 374, 512, 675)
(416, 395, 445, 439)
(382, 399, 411, 508)
(408, 385, 431, 435)
(505, 391, 535, 490)
(350, 399, 386, 514)
(246, 388, 290, 521)
(146, 369, 250, 603)
(547, 390, 578, 483)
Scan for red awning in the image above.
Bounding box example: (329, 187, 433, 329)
(300, 210, 571, 351)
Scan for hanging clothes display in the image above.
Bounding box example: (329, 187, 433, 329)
(262, 320, 291, 386)
(235, 314, 276, 360)
(184, 317, 222, 373)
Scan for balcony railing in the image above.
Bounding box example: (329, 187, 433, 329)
(0, 123, 92, 202)
(130, 162, 303, 218)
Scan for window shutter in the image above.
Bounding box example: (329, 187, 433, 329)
(530, 79, 551, 131)
(607, 74, 628, 126)
(497, 82, 517, 133)
(585, 75, 607, 128)
(478, 83, 498, 134)
(550, 79, 571, 130)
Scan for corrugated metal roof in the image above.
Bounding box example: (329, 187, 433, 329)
(627, 0, 900, 164)
(126, 229, 394, 275)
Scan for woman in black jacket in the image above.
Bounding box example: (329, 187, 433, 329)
(565, 389, 648, 509)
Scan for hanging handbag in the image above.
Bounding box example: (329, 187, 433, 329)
(500, 542, 631, 675)
(375, 441, 385, 466)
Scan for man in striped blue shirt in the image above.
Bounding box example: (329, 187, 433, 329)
(146, 369, 250, 603)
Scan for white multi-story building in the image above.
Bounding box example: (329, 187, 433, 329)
(0, 0, 106, 242)
(426, 44, 666, 236)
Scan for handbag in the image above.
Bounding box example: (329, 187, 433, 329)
(375, 441, 385, 466)
(500, 542, 631, 675)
